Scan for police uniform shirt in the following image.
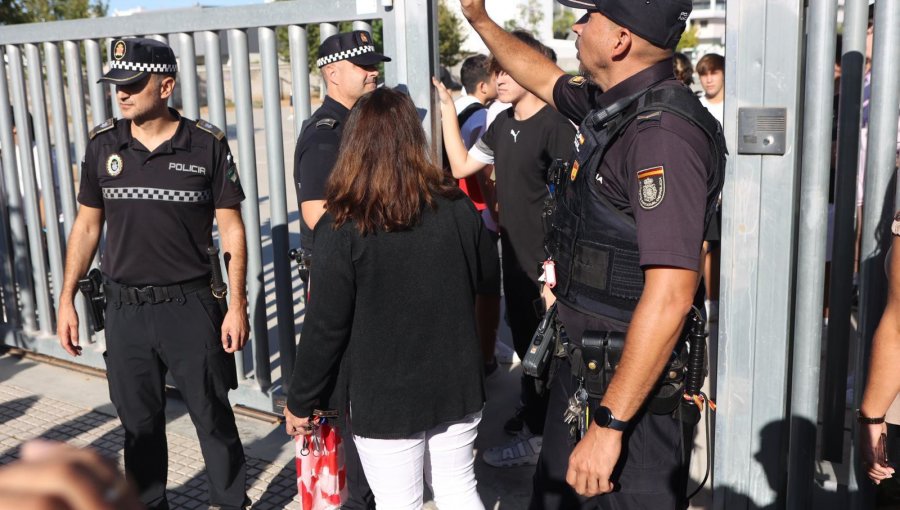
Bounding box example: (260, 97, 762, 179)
(78, 110, 245, 286)
(293, 95, 349, 248)
(469, 105, 575, 282)
(553, 59, 714, 272)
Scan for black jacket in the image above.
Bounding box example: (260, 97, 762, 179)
(287, 194, 498, 438)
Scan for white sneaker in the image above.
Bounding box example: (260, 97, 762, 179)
(482, 428, 542, 468)
(494, 340, 518, 364)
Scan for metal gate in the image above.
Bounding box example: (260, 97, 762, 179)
(0, 0, 439, 413)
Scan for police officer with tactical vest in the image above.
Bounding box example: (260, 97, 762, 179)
(458, 0, 726, 508)
(290, 30, 390, 510)
(56, 38, 251, 510)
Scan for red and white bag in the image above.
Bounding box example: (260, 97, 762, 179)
(295, 415, 347, 510)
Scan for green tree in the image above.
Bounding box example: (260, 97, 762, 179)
(552, 9, 575, 40)
(676, 24, 700, 52)
(14, 0, 107, 22)
(503, 0, 544, 36)
(0, 0, 29, 25)
(438, 0, 467, 67)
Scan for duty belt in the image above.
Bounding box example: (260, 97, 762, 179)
(104, 275, 209, 306)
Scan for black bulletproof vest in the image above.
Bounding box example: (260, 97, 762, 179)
(547, 84, 726, 323)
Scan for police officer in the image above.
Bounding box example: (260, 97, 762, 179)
(290, 31, 389, 510)
(56, 38, 250, 510)
(458, 0, 726, 508)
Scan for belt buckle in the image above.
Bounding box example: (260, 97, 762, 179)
(135, 286, 155, 304)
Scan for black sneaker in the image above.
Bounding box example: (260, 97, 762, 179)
(503, 407, 526, 435)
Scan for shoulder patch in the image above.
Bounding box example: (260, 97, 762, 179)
(568, 75, 587, 88)
(196, 119, 226, 140)
(636, 166, 665, 210)
(316, 118, 338, 130)
(89, 118, 116, 140)
(893, 211, 900, 237)
(636, 110, 662, 131)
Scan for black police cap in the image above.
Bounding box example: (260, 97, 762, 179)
(558, 0, 693, 50)
(316, 31, 391, 68)
(99, 38, 177, 86)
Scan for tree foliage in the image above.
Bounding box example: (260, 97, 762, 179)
(438, 0, 467, 67)
(0, 0, 107, 24)
(552, 9, 575, 40)
(502, 0, 544, 36)
(676, 24, 700, 52)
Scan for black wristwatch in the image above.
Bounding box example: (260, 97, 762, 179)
(594, 405, 629, 432)
(857, 409, 886, 425)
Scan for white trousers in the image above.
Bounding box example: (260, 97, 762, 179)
(353, 410, 485, 510)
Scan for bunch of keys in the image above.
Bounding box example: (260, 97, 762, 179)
(300, 416, 328, 457)
(563, 380, 590, 441)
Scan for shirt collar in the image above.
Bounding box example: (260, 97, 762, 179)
(596, 58, 676, 106)
(322, 95, 351, 122)
(116, 108, 189, 152)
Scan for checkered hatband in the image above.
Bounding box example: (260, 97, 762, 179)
(316, 45, 376, 67)
(109, 60, 178, 74)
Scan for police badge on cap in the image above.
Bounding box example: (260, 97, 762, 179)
(316, 31, 391, 68)
(99, 38, 178, 86)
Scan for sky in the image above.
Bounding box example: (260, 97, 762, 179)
(107, 0, 264, 14)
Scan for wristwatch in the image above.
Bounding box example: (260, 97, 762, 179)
(594, 405, 629, 431)
(856, 409, 886, 425)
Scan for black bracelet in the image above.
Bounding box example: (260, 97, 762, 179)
(857, 409, 886, 425)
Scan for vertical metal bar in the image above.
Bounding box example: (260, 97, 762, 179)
(822, 0, 869, 463)
(351, 20, 372, 34)
(787, 0, 838, 506)
(288, 25, 311, 140)
(228, 28, 271, 389)
(105, 39, 121, 119)
(850, 1, 900, 507)
(44, 42, 76, 237)
(258, 26, 296, 390)
(318, 23, 337, 99)
(177, 33, 200, 120)
(84, 39, 108, 127)
(395, 0, 436, 143)
(202, 30, 241, 381)
(7, 44, 53, 334)
(202, 31, 226, 133)
(47, 41, 91, 347)
(25, 43, 65, 312)
(0, 56, 24, 328)
(64, 41, 89, 168)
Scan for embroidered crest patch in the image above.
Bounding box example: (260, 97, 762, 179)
(113, 40, 126, 60)
(570, 160, 580, 181)
(892, 211, 900, 237)
(636, 166, 665, 209)
(106, 154, 123, 177)
(226, 152, 239, 183)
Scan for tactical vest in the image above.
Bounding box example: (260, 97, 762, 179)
(547, 84, 727, 323)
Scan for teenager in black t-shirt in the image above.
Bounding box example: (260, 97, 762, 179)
(434, 30, 574, 468)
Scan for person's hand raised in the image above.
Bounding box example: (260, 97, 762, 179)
(459, 0, 488, 24)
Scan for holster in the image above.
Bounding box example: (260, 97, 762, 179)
(77, 268, 106, 332)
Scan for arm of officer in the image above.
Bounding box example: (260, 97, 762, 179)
(459, 0, 565, 108)
(859, 234, 900, 483)
(56, 205, 104, 357)
(294, 129, 336, 231)
(216, 205, 249, 353)
(432, 77, 489, 179)
(566, 266, 697, 497)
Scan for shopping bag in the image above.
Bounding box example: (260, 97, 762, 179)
(295, 413, 347, 510)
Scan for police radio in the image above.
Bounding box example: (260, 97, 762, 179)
(522, 304, 558, 378)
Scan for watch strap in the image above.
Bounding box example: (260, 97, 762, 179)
(857, 409, 886, 425)
(595, 405, 629, 432)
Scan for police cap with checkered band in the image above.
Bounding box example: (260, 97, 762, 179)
(99, 38, 178, 86)
(557, 0, 693, 50)
(316, 31, 391, 68)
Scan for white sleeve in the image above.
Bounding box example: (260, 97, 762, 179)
(469, 139, 494, 165)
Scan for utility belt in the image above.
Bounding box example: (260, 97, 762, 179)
(103, 275, 210, 307)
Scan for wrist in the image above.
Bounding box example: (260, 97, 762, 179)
(857, 408, 886, 425)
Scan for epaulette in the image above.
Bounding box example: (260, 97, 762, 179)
(636, 110, 662, 131)
(196, 119, 226, 141)
(316, 118, 338, 130)
(88, 118, 116, 140)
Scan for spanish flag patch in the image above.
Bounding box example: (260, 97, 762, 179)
(636, 166, 665, 209)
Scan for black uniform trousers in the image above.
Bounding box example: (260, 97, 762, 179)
(530, 358, 691, 510)
(500, 235, 549, 435)
(103, 283, 248, 510)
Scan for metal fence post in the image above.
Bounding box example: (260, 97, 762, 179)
(787, 0, 838, 506)
(258, 26, 297, 389)
(849, 1, 900, 507)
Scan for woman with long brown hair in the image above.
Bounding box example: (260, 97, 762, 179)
(284, 87, 496, 510)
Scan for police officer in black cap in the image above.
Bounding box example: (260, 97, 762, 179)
(56, 37, 251, 510)
(289, 30, 389, 510)
(458, 0, 726, 508)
